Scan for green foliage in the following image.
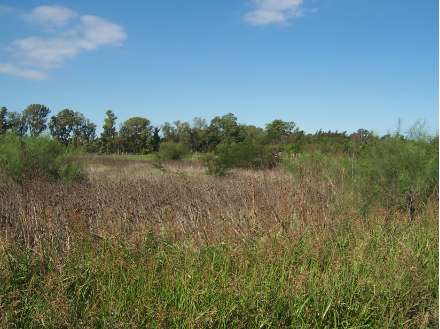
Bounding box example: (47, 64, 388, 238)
(265, 119, 297, 144)
(59, 161, 87, 183)
(100, 110, 118, 153)
(283, 130, 438, 220)
(301, 130, 353, 154)
(0, 133, 85, 183)
(0, 218, 437, 327)
(356, 135, 438, 218)
(22, 104, 50, 136)
(207, 113, 242, 150)
(0, 106, 7, 134)
(152, 127, 161, 152)
(158, 141, 190, 160)
(120, 117, 153, 153)
(49, 109, 96, 146)
(284, 150, 351, 183)
(205, 140, 280, 176)
(6, 111, 27, 136)
(203, 152, 228, 176)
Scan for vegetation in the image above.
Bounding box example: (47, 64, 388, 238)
(1, 216, 436, 328)
(356, 136, 438, 219)
(158, 141, 190, 160)
(0, 133, 85, 183)
(0, 103, 437, 327)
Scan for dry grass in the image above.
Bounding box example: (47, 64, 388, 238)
(0, 155, 437, 328)
(1, 155, 353, 254)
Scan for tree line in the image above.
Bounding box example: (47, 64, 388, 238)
(1, 104, 437, 217)
(0, 104, 381, 156)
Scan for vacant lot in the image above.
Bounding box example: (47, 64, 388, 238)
(0, 155, 438, 328)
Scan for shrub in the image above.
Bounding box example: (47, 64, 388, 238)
(355, 135, 438, 219)
(203, 152, 228, 176)
(283, 151, 351, 182)
(204, 140, 280, 176)
(158, 141, 190, 160)
(0, 133, 86, 183)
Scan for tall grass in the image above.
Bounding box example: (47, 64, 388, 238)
(0, 214, 437, 328)
(0, 147, 437, 327)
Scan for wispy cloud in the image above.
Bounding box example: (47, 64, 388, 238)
(245, 0, 304, 26)
(0, 5, 127, 80)
(23, 5, 76, 28)
(0, 63, 48, 80)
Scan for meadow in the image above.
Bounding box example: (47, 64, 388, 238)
(0, 148, 438, 328)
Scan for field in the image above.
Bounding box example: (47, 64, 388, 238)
(0, 155, 438, 328)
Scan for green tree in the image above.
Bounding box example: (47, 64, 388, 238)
(265, 120, 296, 144)
(100, 110, 118, 153)
(238, 124, 265, 142)
(161, 122, 177, 142)
(73, 118, 96, 147)
(49, 109, 80, 145)
(191, 117, 209, 152)
(152, 127, 161, 152)
(23, 104, 50, 136)
(120, 117, 153, 153)
(0, 107, 8, 134)
(207, 113, 242, 149)
(6, 112, 26, 136)
(174, 121, 192, 147)
(49, 109, 96, 146)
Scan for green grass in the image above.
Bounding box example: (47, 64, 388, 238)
(1, 217, 437, 328)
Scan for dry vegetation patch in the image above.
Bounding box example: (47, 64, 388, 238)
(0, 156, 438, 328)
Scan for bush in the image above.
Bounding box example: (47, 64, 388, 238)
(0, 133, 86, 183)
(203, 152, 228, 176)
(283, 151, 351, 183)
(356, 135, 438, 219)
(204, 140, 280, 176)
(158, 141, 190, 160)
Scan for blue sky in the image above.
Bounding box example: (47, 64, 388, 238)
(0, 0, 438, 134)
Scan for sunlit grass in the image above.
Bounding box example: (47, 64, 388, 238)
(1, 215, 437, 328)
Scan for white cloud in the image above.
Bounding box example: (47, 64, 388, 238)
(24, 5, 77, 27)
(77, 15, 127, 50)
(11, 36, 81, 69)
(245, 0, 303, 26)
(1, 6, 126, 80)
(0, 63, 47, 80)
(11, 15, 126, 69)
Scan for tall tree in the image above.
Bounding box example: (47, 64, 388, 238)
(174, 121, 192, 146)
(152, 127, 161, 152)
(100, 110, 118, 153)
(6, 112, 27, 136)
(0, 107, 8, 134)
(191, 117, 209, 152)
(23, 104, 50, 136)
(265, 120, 296, 144)
(120, 117, 153, 153)
(207, 113, 241, 149)
(73, 118, 96, 147)
(49, 109, 95, 146)
(161, 122, 177, 142)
